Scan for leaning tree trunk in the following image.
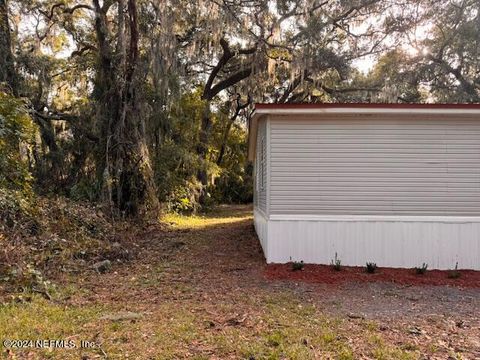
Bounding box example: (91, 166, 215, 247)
(0, 0, 18, 95)
(93, 0, 158, 217)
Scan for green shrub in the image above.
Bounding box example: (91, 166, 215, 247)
(331, 253, 342, 271)
(448, 262, 461, 279)
(0, 188, 38, 231)
(366, 262, 377, 273)
(69, 179, 100, 202)
(153, 138, 204, 213)
(152, 90, 252, 210)
(414, 263, 428, 275)
(2, 264, 54, 299)
(0, 91, 37, 194)
(209, 166, 253, 204)
(165, 179, 202, 214)
(292, 261, 304, 271)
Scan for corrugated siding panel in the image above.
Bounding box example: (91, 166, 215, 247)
(254, 209, 269, 259)
(254, 119, 267, 213)
(270, 116, 480, 216)
(267, 219, 480, 269)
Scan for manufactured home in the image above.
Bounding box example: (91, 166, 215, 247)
(248, 103, 480, 270)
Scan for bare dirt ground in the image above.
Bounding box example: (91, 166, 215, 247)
(2, 204, 479, 359)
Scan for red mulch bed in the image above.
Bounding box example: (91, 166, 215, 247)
(264, 263, 480, 288)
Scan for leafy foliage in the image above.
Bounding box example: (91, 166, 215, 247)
(151, 90, 250, 212)
(331, 253, 342, 271)
(447, 262, 461, 279)
(0, 91, 36, 194)
(0, 90, 40, 249)
(366, 262, 378, 274)
(292, 261, 305, 271)
(0, 195, 131, 296)
(415, 263, 428, 275)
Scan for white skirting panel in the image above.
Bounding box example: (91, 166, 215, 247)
(264, 216, 480, 270)
(254, 209, 269, 259)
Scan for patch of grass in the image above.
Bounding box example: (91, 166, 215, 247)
(369, 334, 418, 360)
(210, 294, 355, 359)
(361, 320, 379, 332)
(163, 209, 252, 230)
(265, 330, 284, 347)
(0, 296, 101, 337)
(427, 343, 439, 354)
(0, 295, 106, 359)
(320, 330, 337, 344)
(372, 346, 418, 360)
(337, 348, 355, 360)
(401, 343, 419, 351)
(154, 296, 312, 358)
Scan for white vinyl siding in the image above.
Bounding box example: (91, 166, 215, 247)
(269, 114, 480, 216)
(254, 118, 267, 213)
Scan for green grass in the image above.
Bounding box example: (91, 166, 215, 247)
(0, 295, 106, 359)
(0, 283, 422, 359)
(369, 334, 419, 360)
(163, 208, 252, 230)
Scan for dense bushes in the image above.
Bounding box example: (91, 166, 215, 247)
(0, 91, 36, 195)
(0, 86, 253, 220)
(210, 124, 253, 204)
(152, 92, 252, 213)
(210, 164, 253, 204)
(0, 90, 39, 235)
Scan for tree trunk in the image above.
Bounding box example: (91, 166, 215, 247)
(217, 115, 235, 166)
(0, 0, 18, 94)
(93, 0, 158, 217)
(216, 97, 250, 166)
(197, 103, 212, 204)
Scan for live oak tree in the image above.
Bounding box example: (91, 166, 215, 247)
(351, 0, 480, 104)
(9, 0, 159, 215)
(91, 0, 159, 216)
(414, 0, 480, 103)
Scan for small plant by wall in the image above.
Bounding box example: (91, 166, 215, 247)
(448, 262, 461, 279)
(366, 262, 377, 274)
(292, 261, 304, 271)
(331, 253, 342, 271)
(414, 263, 428, 275)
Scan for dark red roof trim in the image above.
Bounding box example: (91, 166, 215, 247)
(255, 103, 480, 109)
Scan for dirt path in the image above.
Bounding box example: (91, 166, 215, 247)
(2, 205, 480, 359)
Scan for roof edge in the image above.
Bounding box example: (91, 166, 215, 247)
(255, 102, 480, 110)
